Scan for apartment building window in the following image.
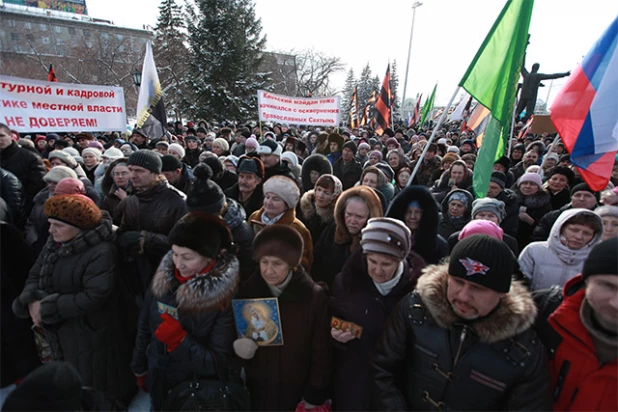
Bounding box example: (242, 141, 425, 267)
(57, 38, 65, 45)
(7, 19, 16, 27)
(40, 24, 48, 31)
(57, 46, 66, 56)
(13, 45, 21, 52)
(10, 33, 19, 41)
(24, 22, 32, 29)
(69, 27, 76, 35)
(84, 29, 91, 37)
(119, 45, 125, 52)
(101, 32, 109, 39)
(54, 26, 63, 33)
(117, 34, 124, 41)
(42, 37, 50, 44)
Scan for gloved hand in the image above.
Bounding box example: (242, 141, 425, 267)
(233, 337, 258, 360)
(135, 374, 148, 392)
(117, 231, 142, 254)
(154, 313, 187, 352)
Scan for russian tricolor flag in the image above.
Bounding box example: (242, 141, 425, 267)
(550, 16, 618, 191)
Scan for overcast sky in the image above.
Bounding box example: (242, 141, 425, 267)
(87, 0, 617, 106)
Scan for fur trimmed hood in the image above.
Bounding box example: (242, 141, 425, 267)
(301, 154, 332, 192)
(334, 186, 383, 245)
(300, 190, 335, 223)
(416, 264, 537, 344)
(151, 250, 240, 314)
(514, 186, 551, 210)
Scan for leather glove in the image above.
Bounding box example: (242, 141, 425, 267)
(135, 374, 148, 392)
(117, 231, 142, 254)
(155, 313, 187, 352)
(233, 337, 258, 360)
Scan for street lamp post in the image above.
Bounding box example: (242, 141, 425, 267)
(401, 1, 423, 118)
(132, 69, 142, 88)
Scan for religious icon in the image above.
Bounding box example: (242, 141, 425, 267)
(232, 298, 283, 346)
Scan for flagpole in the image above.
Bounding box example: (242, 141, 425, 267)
(408, 86, 460, 186)
(507, 95, 518, 156)
(401, 1, 423, 118)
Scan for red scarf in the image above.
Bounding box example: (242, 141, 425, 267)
(174, 258, 217, 284)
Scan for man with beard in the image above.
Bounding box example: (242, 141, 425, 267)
(373, 234, 552, 411)
(510, 149, 539, 181)
(224, 157, 264, 217)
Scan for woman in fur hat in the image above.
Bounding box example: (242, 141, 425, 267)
(300, 154, 333, 194)
(300, 174, 343, 247)
(13, 195, 135, 405)
(543, 166, 575, 210)
(233, 225, 331, 411)
(248, 175, 313, 271)
(329, 218, 424, 411)
(131, 212, 240, 410)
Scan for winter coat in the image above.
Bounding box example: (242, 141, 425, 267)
(117, 178, 188, 292)
(372, 264, 552, 411)
(299, 189, 335, 248)
(311, 186, 383, 288)
(534, 275, 617, 412)
(249, 207, 313, 272)
(223, 198, 255, 281)
(24, 188, 51, 256)
(0, 141, 46, 216)
(431, 169, 474, 205)
(84, 164, 97, 184)
(386, 185, 449, 264)
(236, 268, 331, 411)
(0, 167, 24, 226)
(494, 188, 520, 238)
(510, 160, 527, 182)
(514, 186, 552, 250)
(437, 189, 473, 240)
(409, 156, 442, 187)
(214, 169, 238, 192)
(329, 248, 423, 411)
(170, 163, 195, 194)
(547, 188, 571, 210)
(182, 148, 202, 169)
(332, 157, 363, 191)
(224, 183, 264, 218)
(12, 214, 135, 401)
(301, 154, 332, 193)
(99, 157, 133, 225)
(131, 251, 239, 410)
(519, 209, 603, 291)
(1, 222, 40, 387)
(531, 203, 573, 242)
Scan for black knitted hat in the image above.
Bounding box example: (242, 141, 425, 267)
(490, 171, 507, 189)
(570, 182, 599, 202)
(128, 149, 162, 173)
(582, 237, 618, 280)
(185, 163, 226, 214)
(168, 212, 232, 258)
(161, 154, 183, 172)
(343, 140, 357, 155)
(448, 234, 515, 293)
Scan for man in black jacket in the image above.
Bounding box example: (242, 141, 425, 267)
(333, 141, 362, 190)
(372, 235, 552, 411)
(0, 123, 46, 220)
(224, 157, 264, 217)
(486, 171, 519, 237)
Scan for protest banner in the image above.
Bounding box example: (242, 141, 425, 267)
(0, 75, 126, 133)
(257, 90, 341, 126)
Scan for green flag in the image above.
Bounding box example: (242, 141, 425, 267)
(419, 84, 437, 128)
(459, 0, 534, 197)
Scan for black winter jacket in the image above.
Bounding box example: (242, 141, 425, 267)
(495, 188, 520, 238)
(332, 158, 363, 190)
(0, 141, 46, 217)
(182, 148, 202, 169)
(372, 265, 552, 411)
(0, 167, 23, 225)
(224, 183, 264, 218)
(131, 251, 239, 410)
(223, 198, 255, 281)
(13, 214, 135, 401)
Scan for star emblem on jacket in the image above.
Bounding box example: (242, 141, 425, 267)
(459, 257, 490, 276)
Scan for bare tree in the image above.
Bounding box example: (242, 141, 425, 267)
(291, 49, 345, 97)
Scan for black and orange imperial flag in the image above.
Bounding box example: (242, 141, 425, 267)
(374, 64, 391, 136)
(411, 93, 422, 126)
(349, 86, 360, 128)
(360, 90, 378, 127)
(47, 64, 57, 82)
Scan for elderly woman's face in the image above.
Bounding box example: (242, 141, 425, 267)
(48, 218, 82, 243)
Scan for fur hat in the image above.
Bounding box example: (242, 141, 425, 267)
(213, 138, 230, 153)
(449, 234, 514, 293)
(128, 149, 162, 174)
(361, 217, 411, 260)
(327, 133, 344, 150)
(258, 140, 282, 156)
(103, 147, 124, 160)
(168, 212, 232, 258)
(44, 194, 102, 230)
(185, 164, 226, 214)
(385, 137, 400, 148)
(263, 175, 299, 209)
(2, 362, 82, 412)
(49, 150, 78, 168)
(44, 166, 77, 183)
(237, 157, 265, 178)
(81, 147, 102, 161)
(168, 143, 186, 159)
(54, 178, 85, 196)
(582, 237, 618, 279)
(594, 205, 618, 219)
(518, 172, 543, 188)
(300, 154, 332, 191)
(471, 198, 506, 222)
(252, 225, 304, 267)
(281, 152, 298, 168)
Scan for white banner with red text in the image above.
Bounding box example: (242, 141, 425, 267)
(257, 90, 341, 126)
(0, 75, 126, 133)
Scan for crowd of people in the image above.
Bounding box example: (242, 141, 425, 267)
(0, 117, 616, 411)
